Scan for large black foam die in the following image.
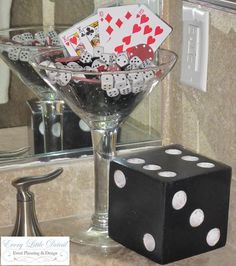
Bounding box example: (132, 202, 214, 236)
(109, 145, 231, 264)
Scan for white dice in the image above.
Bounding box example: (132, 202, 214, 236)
(45, 62, 58, 85)
(127, 72, 137, 80)
(34, 31, 47, 45)
(51, 38, 61, 46)
(46, 62, 58, 79)
(8, 47, 21, 61)
(100, 53, 113, 65)
(80, 50, 92, 64)
(143, 70, 155, 82)
(67, 62, 83, 70)
(128, 72, 144, 87)
(56, 72, 72, 86)
(125, 64, 139, 71)
(132, 86, 143, 94)
(55, 62, 65, 69)
(129, 56, 142, 67)
(140, 59, 154, 69)
(19, 49, 30, 62)
(67, 63, 85, 83)
(114, 73, 126, 90)
(111, 54, 117, 64)
(106, 88, 119, 97)
(92, 59, 106, 69)
(93, 46, 104, 57)
(21, 32, 34, 45)
(119, 79, 132, 95)
(116, 52, 129, 68)
(47, 30, 58, 40)
(12, 34, 24, 44)
(47, 30, 60, 46)
(101, 74, 113, 90)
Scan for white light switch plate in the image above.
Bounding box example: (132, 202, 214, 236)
(180, 2, 209, 92)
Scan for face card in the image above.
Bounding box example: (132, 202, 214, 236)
(76, 14, 100, 53)
(106, 5, 172, 54)
(98, 5, 138, 46)
(59, 27, 85, 56)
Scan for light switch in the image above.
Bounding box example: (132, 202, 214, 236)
(180, 2, 209, 92)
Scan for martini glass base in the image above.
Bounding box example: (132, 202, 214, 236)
(71, 226, 121, 251)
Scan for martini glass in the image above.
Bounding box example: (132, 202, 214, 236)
(30, 47, 177, 249)
(0, 26, 66, 153)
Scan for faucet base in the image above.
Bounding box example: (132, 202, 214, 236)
(11, 201, 43, 237)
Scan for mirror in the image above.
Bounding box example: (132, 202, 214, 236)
(0, 0, 162, 163)
(185, 0, 236, 11)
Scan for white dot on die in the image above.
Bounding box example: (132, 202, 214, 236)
(39, 122, 45, 135)
(197, 162, 215, 168)
(206, 228, 221, 246)
(114, 170, 126, 188)
(51, 122, 61, 137)
(143, 233, 156, 252)
(165, 149, 182, 155)
(172, 190, 187, 210)
(143, 164, 161, 171)
(189, 209, 205, 227)
(79, 119, 90, 132)
(127, 158, 145, 164)
(158, 171, 177, 178)
(181, 155, 199, 162)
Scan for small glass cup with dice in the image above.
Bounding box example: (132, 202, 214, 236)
(0, 26, 66, 153)
(30, 43, 177, 250)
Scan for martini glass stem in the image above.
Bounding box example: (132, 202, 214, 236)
(91, 128, 117, 232)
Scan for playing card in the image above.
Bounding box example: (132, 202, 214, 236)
(106, 5, 172, 54)
(98, 5, 138, 46)
(76, 14, 100, 53)
(59, 26, 85, 56)
(59, 15, 99, 56)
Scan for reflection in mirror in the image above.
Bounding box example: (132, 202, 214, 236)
(0, 0, 161, 164)
(185, 0, 236, 11)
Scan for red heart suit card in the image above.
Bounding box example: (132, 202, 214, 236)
(100, 5, 172, 54)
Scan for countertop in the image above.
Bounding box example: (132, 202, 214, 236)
(0, 216, 235, 266)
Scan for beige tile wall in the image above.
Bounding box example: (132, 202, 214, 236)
(162, 0, 236, 259)
(0, 157, 94, 228)
(163, 0, 236, 170)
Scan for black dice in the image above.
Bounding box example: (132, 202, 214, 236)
(109, 145, 231, 264)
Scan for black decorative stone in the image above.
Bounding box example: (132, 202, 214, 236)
(109, 144, 232, 264)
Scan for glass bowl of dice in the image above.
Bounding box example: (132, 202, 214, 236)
(29, 44, 177, 249)
(0, 26, 64, 100)
(0, 26, 68, 153)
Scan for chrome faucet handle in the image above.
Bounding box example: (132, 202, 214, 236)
(11, 168, 63, 236)
(12, 168, 63, 202)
